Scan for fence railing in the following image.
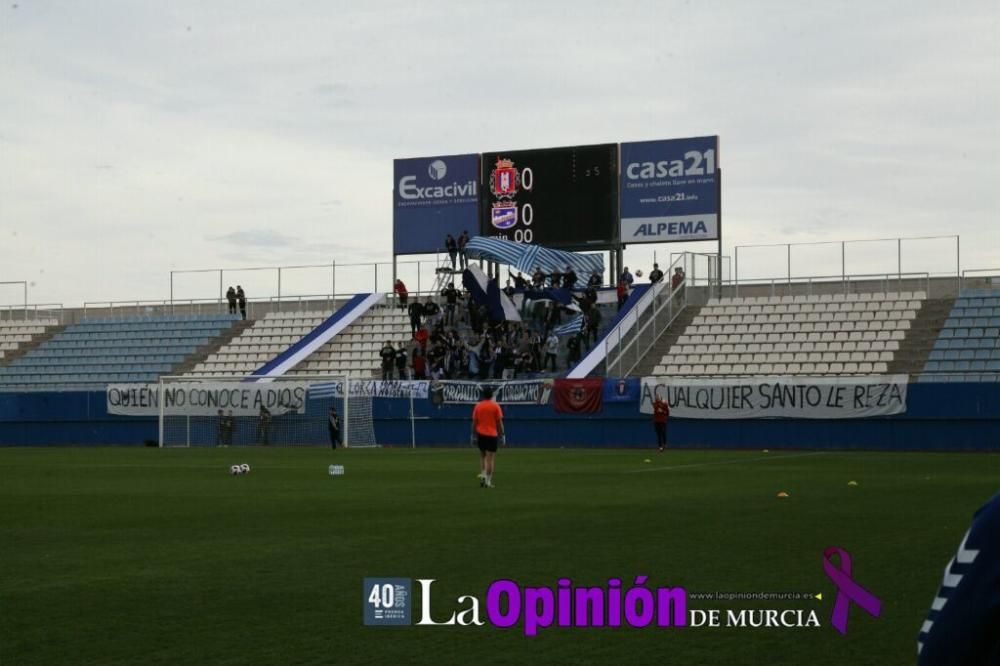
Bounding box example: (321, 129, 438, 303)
(80, 293, 370, 321)
(730, 271, 933, 299)
(602, 254, 688, 378)
(0, 303, 64, 323)
(960, 268, 1000, 292)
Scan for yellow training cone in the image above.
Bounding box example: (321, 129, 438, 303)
(847, 480, 858, 486)
(644, 459, 652, 463)
(777, 491, 789, 498)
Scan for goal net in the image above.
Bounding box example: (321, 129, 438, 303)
(157, 375, 377, 448)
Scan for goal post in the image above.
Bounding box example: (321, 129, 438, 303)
(157, 375, 377, 448)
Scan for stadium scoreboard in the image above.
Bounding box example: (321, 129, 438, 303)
(479, 144, 618, 248)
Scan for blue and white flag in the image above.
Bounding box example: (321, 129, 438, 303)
(465, 236, 603, 279)
(553, 314, 585, 337)
(463, 264, 521, 322)
(523, 288, 581, 311)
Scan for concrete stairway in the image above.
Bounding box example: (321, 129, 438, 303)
(170, 319, 255, 376)
(614, 304, 702, 377)
(887, 297, 955, 378)
(0, 325, 66, 366)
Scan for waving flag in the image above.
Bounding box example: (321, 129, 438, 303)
(553, 314, 585, 337)
(462, 265, 521, 322)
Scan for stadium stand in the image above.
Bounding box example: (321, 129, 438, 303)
(649, 291, 928, 377)
(0, 319, 61, 363)
(0, 314, 240, 389)
(286, 305, 410, 378)
(919, 289, 1000, 382)
(186, 310, 332, 377)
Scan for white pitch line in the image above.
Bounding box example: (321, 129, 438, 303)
(626, 451, 832, 473)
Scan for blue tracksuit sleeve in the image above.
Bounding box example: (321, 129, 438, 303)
(918, 492, 1000, 665)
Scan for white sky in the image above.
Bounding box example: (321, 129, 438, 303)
(1, 0, 998, 307)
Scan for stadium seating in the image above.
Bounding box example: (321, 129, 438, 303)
(918, 289, 1000, 382)
(0, 319, 59, 361)
(0, 314, 239, 389)
(650, 291, 927, 377)
(189, 310, 334, 377)
(287, 305, 410, 378)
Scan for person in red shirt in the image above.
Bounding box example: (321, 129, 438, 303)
(616, 280, 628, 311)
(413, 325, 429, 349)
(471, 386, 505, 488)
(394, 279, 408, 310)
(653, 394, 670, 452)
(411, 347, 427, 380)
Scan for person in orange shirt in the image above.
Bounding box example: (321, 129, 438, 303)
(471, 386, 505, 488)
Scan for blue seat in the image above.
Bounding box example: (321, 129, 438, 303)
(971, 361, 987, 371)
(955, 361, 971, 372)
(925, 361, 941, 372)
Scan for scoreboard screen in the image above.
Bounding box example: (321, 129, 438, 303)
(479, 144, 618, 248)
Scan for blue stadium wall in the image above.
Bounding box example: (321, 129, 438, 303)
(0, 383, 998, 450)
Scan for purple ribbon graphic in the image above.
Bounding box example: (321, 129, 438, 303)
(822, 546, 882, 635)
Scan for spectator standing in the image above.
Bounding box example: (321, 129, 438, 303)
(586, 305, 602, 346)
(544, 332, 559, 371)
(617, 280, 629, 311)
(380, 340, 396, 380)
(583, 284, 598, 308)
(510, 271, 528, 289)
(671, 267, 686, 291)
(395, 342, 409, 379)
(441, 282, 459, 326)
(567, 333, 582, 367)
(414, 325, 429, 351)
(587, 271, 602, 288)
(531, 267, 545, 288)
(236, 286, 247, 320)
(225, 286, 237, 315)
(412, 347, 427, 379)
(563, 266, 578, 290)
(224, 410, 234, 446)
(620, 267, 634, 288)
(423, 297, 441, 329)
(648, 263, 664, 284)
(458, 230, 470, 269)
(407, 298, 424, 336)
(549, 267, 562, 289)
(394, 279, 408, 310)
(328, 407, 341, 449)
(445, 234, 458, 270)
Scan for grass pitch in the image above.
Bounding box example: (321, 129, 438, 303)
(1, 446, 997, 665)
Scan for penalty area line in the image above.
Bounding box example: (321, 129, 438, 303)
(626, 451, 832, 474)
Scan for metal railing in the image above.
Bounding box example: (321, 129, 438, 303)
(959, 268, 1000, 292)
(80, 293, 367, 321)
(603, 254, 689, 378)
(168, 257, 446, 307)
(733, 235, 959, 296)
(0, 303, 64, 323)
(726, 271, 933, 299)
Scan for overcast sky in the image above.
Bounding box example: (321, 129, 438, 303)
(1, 0, 998, 307)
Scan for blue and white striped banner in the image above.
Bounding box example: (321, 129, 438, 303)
(465, 236, 604, 279)
(553, 314, 585, 337)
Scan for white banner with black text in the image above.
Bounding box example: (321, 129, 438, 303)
(639, 375, 908, 419)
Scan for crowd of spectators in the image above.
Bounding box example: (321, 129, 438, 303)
(382, 261, 683, 381)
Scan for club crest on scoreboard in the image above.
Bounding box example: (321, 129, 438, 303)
(491, 203, 518, 229)
(489, 158, 519, 198)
